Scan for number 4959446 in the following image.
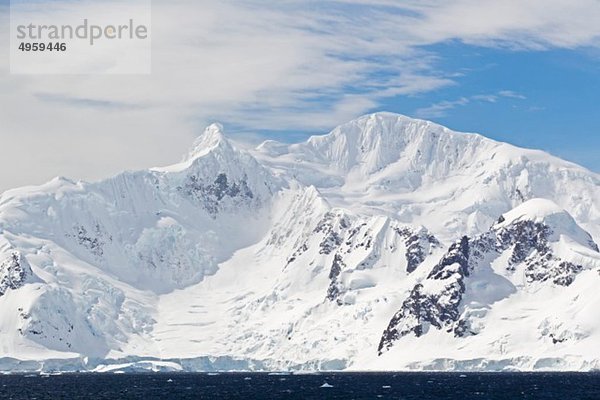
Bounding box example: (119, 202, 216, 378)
(18, 42, 66, 52)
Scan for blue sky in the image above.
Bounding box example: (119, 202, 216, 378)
(380, 44, 600, 171)
(240, 42, 600, 172)
(1, 0, 599, 191)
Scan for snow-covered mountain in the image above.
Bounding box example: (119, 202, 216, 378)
(0, 112, 599, 372)
(254, 113, 599, 242)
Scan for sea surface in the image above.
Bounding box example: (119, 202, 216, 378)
(0, 372, 599, 399)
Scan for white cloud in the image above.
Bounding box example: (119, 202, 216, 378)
(499, 90, 527, 99)
(0, 0, 599, 190)
(415, 97, 470, 119)
(416, 89, 528, 118)
(471, 94, 498, 103)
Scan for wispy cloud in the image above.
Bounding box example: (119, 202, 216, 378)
(0, 0, 599, 189)
(471, 94, 498, 103)
(499, 90, 527, 99)
(415, 89, 527, 118)
(415, 97, 470, 118)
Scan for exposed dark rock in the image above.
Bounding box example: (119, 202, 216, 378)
(496, 220, 551, 268)
(345, 223, 367, 246)
(496, 220, 586, 286)
(285, 213, 441, 305)
(326, 254, 346, 303)
(377, 284, 430, 353)
(0, 252, 33, 297)
(378, 216, 597, 354)
(453, 318, 477, 338)
(550, 334, 567, 344)
(378, 236, 473, 354)
(428, 236, 471, 280)
(72, 225, 105, 257)
(313, 212, 351, 255)
(181, 173, 254, 216)
(286, 243, 308, 267)
(526, 260, 583, 286)
(394, 227, 441, 273)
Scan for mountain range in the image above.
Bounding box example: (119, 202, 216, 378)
(0, 112, 599, 372)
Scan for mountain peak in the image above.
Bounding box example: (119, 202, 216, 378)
(350, 111, 427, 124)
(152, 122, 237, 174)
(303, 110, 493, 175)
(185, 123, 229, 161)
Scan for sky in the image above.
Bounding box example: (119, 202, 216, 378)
(0, 0, 599, 191)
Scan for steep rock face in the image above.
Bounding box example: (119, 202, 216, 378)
(496, 219, 579, 286)
(178, 172, 255, 216)
(379, 199, 600, 354)
(395, 227, 441, 273)
(0, 250, 35, 297)
(378, 236, 475, 354)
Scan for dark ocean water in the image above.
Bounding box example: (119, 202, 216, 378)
(0, 372, 599, 399)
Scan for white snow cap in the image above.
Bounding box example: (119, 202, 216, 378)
(185, 123, 227, 161)
(497, 198, 570, 226)
(495, 198, 598, 250)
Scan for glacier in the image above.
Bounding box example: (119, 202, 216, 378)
(0, 112, 599, 372)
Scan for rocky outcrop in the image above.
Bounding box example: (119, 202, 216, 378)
(285, 210, 440, 304)
(314, 212, 349, 255)
(395, 227, 441, 273)
(180, 173, 255, 216)
(0, 251, 35, 297)
(326, 254, 346, 303)
(378, 236, 476, 354)
(379, 209, 600, 354)
(496, 219, 587, 286)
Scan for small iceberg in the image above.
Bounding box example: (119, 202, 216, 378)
(320, 382, 334, 388)
(167, 378, 173, 383)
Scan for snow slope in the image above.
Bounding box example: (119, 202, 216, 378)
(0, 112, 599, 372)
